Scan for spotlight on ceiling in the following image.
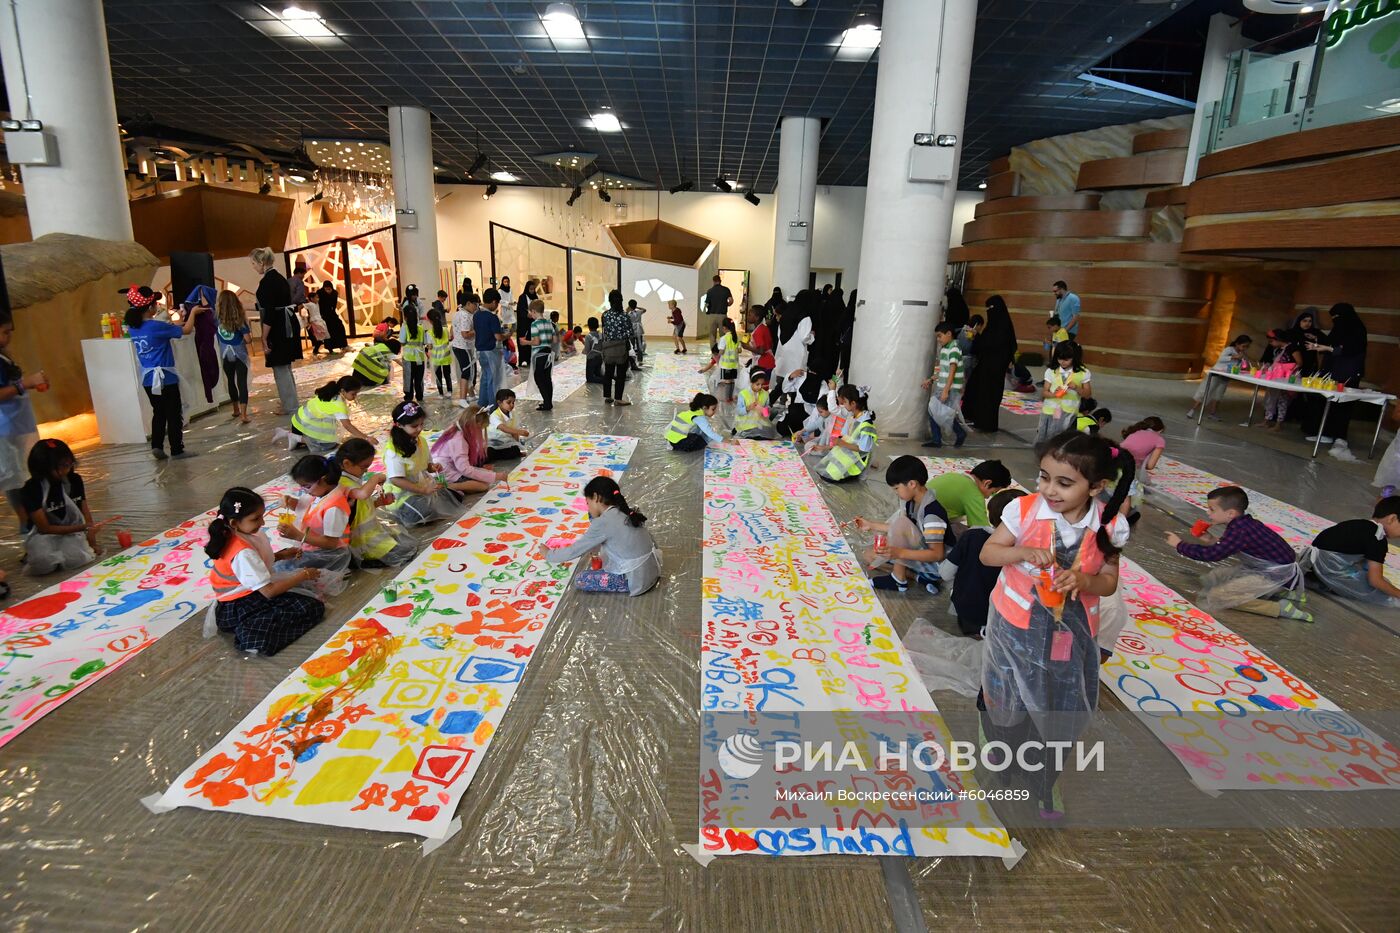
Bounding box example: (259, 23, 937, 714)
(587, 111, 622, 132)
(483, 183, 498, 200)
(598, 187, 612, 203)
(714, 176, 734, 193)
(978, 181, 988, 189)
(744, 190, 761, 206)
(566, 185, 583, 206)
(840, 13, 882, 50)
(467, 152, 488, 176)
(668, 178, 695, 194)
(541, 2, 585, 40)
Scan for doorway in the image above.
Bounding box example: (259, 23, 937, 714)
(718, 268, 749, 328)
(452, 260, 485, 300)
(809, 268, 843, 292)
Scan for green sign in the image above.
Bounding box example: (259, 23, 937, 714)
(1325, 0, 1400, 48)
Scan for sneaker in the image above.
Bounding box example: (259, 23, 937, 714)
(614, 399, 632, 406)
(1305, 434, 1335, 443)
(921, 440, 943, 449)
(605, 398, 614, 405)
(172, 450, 198, 460)
(871, 574, 909, 593)
(916, 574, 942, 595)
(1279, 600, 1314, 623)
(953, 425, 967, 448)
(537, 404, 553, 411)
(151, 449, 168, 461)
(1329, 443, 1358, 462)
(455, 399, 470, 409)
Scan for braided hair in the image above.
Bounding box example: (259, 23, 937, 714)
(583, 476, 646, 528)
(204, 486, 265, 560)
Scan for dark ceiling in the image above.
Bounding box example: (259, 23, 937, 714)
(82, 1, 1211, 190)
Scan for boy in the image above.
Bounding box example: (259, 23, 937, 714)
(921, 321, 967, 448)
(927, 459, 1013, 529)
(486, 388, 530, 461)
(946, 489, 1026, 636)
(627, 299, 646, 370)
(852, 456, 954, 594)
(1305, 497, 1400, 606)
(520, 299, 556, 411)
(1094, 407, 1113, 432)
(1075, 397, 1100, 434)
(352, 334, 399, 388)
(583, 317, 605, 384)
(1166, 485, 1312, 621)
(1042, 315, 1070, 358)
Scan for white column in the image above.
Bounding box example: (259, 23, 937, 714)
(388, 105, 441, 295)
(1182, 13, 1248, 185)
(771, 115, 821, 298)
(848, 0, 977, 436)
(0, 0, 132, 241)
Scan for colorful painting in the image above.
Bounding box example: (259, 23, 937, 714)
(1000, 391, 1042, 417)
(645, 350, 711, 404)
(513, 354, 588, 403)
(699, 441, 1020, 860)
(152, 434, 636, 839)
(251, 352, 357, 389)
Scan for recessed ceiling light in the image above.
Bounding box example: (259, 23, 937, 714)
(491, 170, 518, 182)
(588, 112, 622, 133)
(978, 181, 987, 189)
(279, 5, 333, 38)
(840, 22, 882, 50)
(541, 2, 585, 41)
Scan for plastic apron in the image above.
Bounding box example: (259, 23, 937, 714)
(24, 479, 95, 576)
(1199, 551, 1303, 614)
(1300, 544, 1400, 607)
(874, 489, 942, 579)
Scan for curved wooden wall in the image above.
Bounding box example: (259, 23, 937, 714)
(962, 209, 1151, 243)
(1076, 150, 1187, 191)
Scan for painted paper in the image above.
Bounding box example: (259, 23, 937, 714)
(251, 352, 357, 388)
(1000, 391, 1042, 417)
(700, 441, 1020, 859)
(513, 354, 588, 403)
(153, 434, 636, 838)
(645, 350, 711, 404)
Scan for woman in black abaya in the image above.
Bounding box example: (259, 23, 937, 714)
(963, 294, 1017, 433)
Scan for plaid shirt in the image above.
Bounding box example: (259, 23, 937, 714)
(1176, 514, 1297, 566)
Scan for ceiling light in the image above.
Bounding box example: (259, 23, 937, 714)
(978, 181, 987, 189)
(588, 112, 622, 132)
(840, 16, 882, 50)
(288, 173, 308, 183)
(744, 190, 761, 206)
(566, 185, 583, 206)
(483, 184, 498, 200)
(599, 188, 611, 203)
(278, 5, 334, 38)
(542, 2, 585, 40)
(490, 170, 517, 182)
(714, 176, 734, 193)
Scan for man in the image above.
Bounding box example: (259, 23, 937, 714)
(1052, 280, 1081, 339)
(701, 274, 732, 351)
(515, 278, 539, 367)
(472, 288, 506, 408)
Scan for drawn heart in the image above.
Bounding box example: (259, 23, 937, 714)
(723, 829, 760, 852)
(380, 604, 414, 618)
(432, 539, 466, 551)
(426, 754, 456, 779)
(484, 542, 507, 554)
(498, 532, 525, 543)
(466, 593, 480, 607)
(5, 590, 81, 620)
(493, 555, 510, 566)
(59, 579, 89, 593)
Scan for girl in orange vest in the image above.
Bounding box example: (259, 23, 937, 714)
(272, 455, 356, 594)
(204, 486, 325, 656)
(978, 430, 1135, 819)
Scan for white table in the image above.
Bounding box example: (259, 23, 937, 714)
(82, 337, 229, 445)
(1195, 369, 1395, 458)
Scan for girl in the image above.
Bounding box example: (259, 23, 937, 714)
(1187, 334, 1252, 422)
(430, 405, 512, 493)
(1120, 417, 1166, 476)
(287, 376, 372, 455)
(796, 394, 834, 455)
(486, 389, 530, 461)
(698, 318, 740, 403)
(665, 393, 724, 451)
(205, 486, 326, 656)
(0, 312, 44, 528)
(215, 290, 252, 424)
(1036, 341, 1092, 443)
(734, 369, 777, 440)
(428, 306, 454, 397)
(125, 284, 204, 459)
(816, 385, 877, 484)
(544, 476, 660, 596)
(399, 291, 428, 403)
(980, 431, 1134, 819)
(385, 400, 461, 526)
(21, 439, 106, 575)
(273, 455, 354, 594)
(335, 438, 418, 568)
(1258, 328, 1301, 430)
(669, 299, 687, 354)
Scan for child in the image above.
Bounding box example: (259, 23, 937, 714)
(126, 284, 204, 459)
(215, 290, 252, 424)
(980, 432, 1135, 818)
(274, 455, 355, 594)
(1075, 398, 1100, 434)
(521, 299, 556, 411)
(427, 305, 454, 397)
(561, 325, 582, 356)
(851, 455, 953, 594)
(734, 369, 778, 440)
(1093, 408, 1112, 433)
(399, 299, 428, 403)
(796, 394, 834, 453)
(1375, 434, 1400, 499)
(1166, 485, 1311, 621)
(286, 376, 372, 455)
(1187, 333, 1252, 422)
(544, 476, 660, 595)
(583, 317, 605, 385)
(335, 438, 417, 569)
(0, 311, 44, 529)
(1259, 328, 1300, 430)
(430, 405, 512, 493)
(627, 299, 646, 369)
(1036, 341, 1092, 443)
(666, 393, 725, 451)
(353, 334, 399, 388)
(1042, 316, 1070, 358)
(921, 321, 967, 448)
(1120, 417, 1166, 482)
(384, 400, 462, 525)
(1006, 353, 1036, 394)
(487, 388, 530, 461)
(21, 439, 104, 575)
(816, 385, 877, 484)
(699, 318, 741, 402)
(1302, 497, 1400, 607)
(928, 459, 1013, 529)
(947, 489, 1026, 636)
(205, 486, 326, 655)
(669, 299, 687, 354)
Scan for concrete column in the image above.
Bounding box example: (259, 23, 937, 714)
(0, 0, 132, 241)
(771, 115, 821, 298)
(848, 0, 977, 435)
(388, 105, 441, 296)
(1182, 13, 1248, 185)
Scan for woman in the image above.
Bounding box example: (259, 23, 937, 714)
(1290, 307, 1327, 376)
(944, 285, 970, 331)
(773, 316, 814, 397)
(497, 275, 514, 316)
(599, 290, 633, 406)
(515, 278, 539, 367)
(317, 281, 348, 352)
(252, 247, 301, 416)
(456, 276, 474, 308)
(963, 295, 1018, 433)
(764, 286, 786, 317)
(1305, 302, 1369, 460)
(125, 285, 204, 459)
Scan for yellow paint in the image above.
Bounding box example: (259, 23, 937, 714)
(472, 720, 495, 745)
(293, 755, 382, 806)
(382, 746, 418, 773)
(339, 729, 380, 750)
(434, 583, 460, 594)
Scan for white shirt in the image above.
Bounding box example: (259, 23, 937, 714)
(488, 408, 517, 448)
(999, 495, 1129, 572)
(451, 307, 474, 351)
(383, 437, 427, 483)
(231, 548, 272, 593)
(321, 507, 348, 540)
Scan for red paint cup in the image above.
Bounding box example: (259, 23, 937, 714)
(872, 533, 887, 551)
(590, 555, 603, 571)
(117, 530, 133, 549)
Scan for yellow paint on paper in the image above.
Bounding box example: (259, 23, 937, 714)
(293, 755, 382, 806)
(339, 729, 380, 750)
(382, 746, 418, 773)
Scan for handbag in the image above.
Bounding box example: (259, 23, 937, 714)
(598, 338, 630, 365)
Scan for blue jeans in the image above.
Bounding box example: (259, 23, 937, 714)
(477, 349, 500, 407)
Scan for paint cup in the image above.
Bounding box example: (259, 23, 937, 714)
(590, 554, 603, 571)
(872, 532, 887, 552)
(117, 530, 133, 549)
(1191, 520, 1211, 538)
(1035, 570, 1065, 609)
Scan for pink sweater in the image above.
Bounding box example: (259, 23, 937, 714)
(430, 425, 496, 485)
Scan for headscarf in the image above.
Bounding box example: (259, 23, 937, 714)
(779, 288, 820, 344)
(979, 295, 1018, 358)
(184, 284, 218, 309)
(944, 286, 970, 330)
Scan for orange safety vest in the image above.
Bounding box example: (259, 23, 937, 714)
(302, 487, 351, 549)
(210, 536, 257, 602)
(989, 493, 1117, 634)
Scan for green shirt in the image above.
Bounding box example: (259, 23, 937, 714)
(529, 318, 556, 352)
(934, 343, 964, 395)
(928, 471, 988, 527)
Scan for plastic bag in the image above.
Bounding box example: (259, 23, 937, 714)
(902, 618, 983, 697)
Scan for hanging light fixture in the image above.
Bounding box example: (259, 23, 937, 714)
(483, 183, 498, 200)
(566, 184, 583, 206)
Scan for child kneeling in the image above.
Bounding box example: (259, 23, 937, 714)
(851, 455, 952, 594)
(335, 438, 418, 568)
(665, 393, 724, 451)
(21, 439, 102, 575)
(544, 476, 660, 596)
(1302, 497, 1400, 607)
(273, 455, 359, 596)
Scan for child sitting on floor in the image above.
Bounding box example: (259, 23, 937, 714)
(21, 439, 104, 575)
(486, 388, 530, 461)
(273, 455, 354, 595)
(927, 459, 1013, 530)
(665, 393, 725, 451)
(1165, 485, 1312, 621)
(1075, 397, 1101, 434)
(205, 486, 326, 656)
(734, 369, 777, 439)
(285, 376, 373, 454)
(384, 400, 462, 526)
(851, 455, 953, 594)
(544, 476, 660, 596)
(430, 405, 512, 493)
(1302, 496, 1400, 607)
(561, 326, 582, 356)
(796, 394, 834, 452)
(816, 385, 877, 484)
(335, 438, 417, 569)
(946, 488, 1026, 636)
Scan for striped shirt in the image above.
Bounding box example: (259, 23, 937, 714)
(935, 343, 964, 395)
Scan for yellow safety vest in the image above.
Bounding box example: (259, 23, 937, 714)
(354, 343, 391, 385)
(719, 333, 739, 370)
(734, 388, 769, 433)
(430, 328, 453, 367)
(401, 326, 428, 364)
(1042, 369, 1089, 416)
(290, 395, 344, 444)
(1075, 414, 1097, 433)
(339, 473, 396, 561)
(665, 408, 701, 444)
(821, 414, 878, 481)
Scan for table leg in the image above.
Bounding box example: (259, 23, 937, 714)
(1371, 402, 1386, 458)
(1312, 399, 1331, 458)
(1246, 385, 1259, 427)
(1197, 373, 1210, 426)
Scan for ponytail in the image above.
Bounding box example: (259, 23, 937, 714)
(836, 383, 874, 421)
(1034, 431, 1133, 559)
(291, 454, 342, 488)
(390, 400, 425, 457)
(1120, 416, 1164, 440)
(314, 379, 339, 402)
(428, 306, 445, 340)
(204, 487, 264, 560)
(689, 392, 718, 411)
(1096, 447, 1136, 558)
(583, 475, 646, 527)
(403, 303, 420, 340)
(124, 306, 146, 330)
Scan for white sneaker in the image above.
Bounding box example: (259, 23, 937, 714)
(1329, 443, 1358, 462)
(1305, 434, 1335, 443)
(455, 398, 470, 409)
